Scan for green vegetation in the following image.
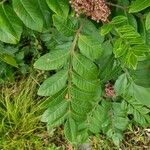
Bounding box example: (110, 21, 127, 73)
(0, 0, 150, 149)
(0, 77, 47, 149)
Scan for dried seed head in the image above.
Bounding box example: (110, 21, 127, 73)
(70, 0, 110, 22)
(105, 83, 116, 97)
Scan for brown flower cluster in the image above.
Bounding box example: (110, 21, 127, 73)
(105, 83, 116, 97)
(70, 0, 110, 22)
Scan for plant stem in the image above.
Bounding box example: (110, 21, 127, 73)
(67, 25, 83, 100)
(106, 2, 127, 10)
(0, 0, 7, 5)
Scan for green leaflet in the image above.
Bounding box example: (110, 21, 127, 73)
(99, 59, 121, 83)
(64, 117, 77, 143)
(130, 60, 150, 88)
(101, 15, 127, 36)
(40, 89, 68, 128)
(113, 39, 128, 58)
(46, 0, 69, 18)
(80, 19, 104, 46)
(42, 31, 73, 52)
(127, 14, 138, 31)
(146, 30, 150, 47)
(123, 51, 138, 70)
(115, 73, 150, 126)
(41, 88, 67, 109)
(13, 0, 50, 32)
(54, 42, 72, 50)
(131, 45, 149, 54)
(0, 4, 22, 44)
(34, 49, 69, 70)
(100, 24, 113, 36)
(111, 15, 127, 25)
(117, 25, 145, 44)
(70, 83, 101, 123)
(72, 72, 99, 92)
(47, 113, 68, 128)
(53, 15, 77, 37)
(71, 86, 100, 102)
(122, 98, 150, 126)
(71, 98, 92, 117)
(128, 83, 150, 107)
(113, 25, 149, 69)
(100, 41, 113, 58)
(0, 54, 18, 68)
(129, 0, 150, 13)
(37, 0, 52, 31)
(98, 41, 121, 83)
(41, 101, 69, 126)
(78, 34, 102, 60)
(114, 73, 128, 96)
(112, 103, 128, 131)
(71, 112, 88, 123)
(146, 12, 150, 31)
(100, 15, 127, 36)
(89, 105, 108, 134)
(73, 53, 99, 80)
(115, 73, 150, 107)
(38, 70, 68, 96)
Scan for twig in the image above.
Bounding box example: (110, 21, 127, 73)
(0, 0, 7, 5)
(30, 75, 40, 86)
(106, 2, 126, 10)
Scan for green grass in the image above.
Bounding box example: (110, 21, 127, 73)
(0, 76, 51, 150)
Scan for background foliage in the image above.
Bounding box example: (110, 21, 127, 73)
(0, 0, 150, 148)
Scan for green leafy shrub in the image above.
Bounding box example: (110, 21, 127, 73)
(0, 0, 150, 147)
(0, 32, 43, 84)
